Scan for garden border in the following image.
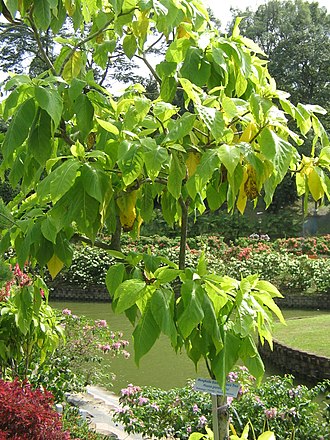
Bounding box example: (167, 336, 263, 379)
(275, 293, 330, 310)
(259, 339, 330, 382)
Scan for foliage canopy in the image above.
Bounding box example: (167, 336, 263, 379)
(0, 0, 329, 420)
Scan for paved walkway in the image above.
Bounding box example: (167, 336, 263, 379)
(67, 385, 142, 439)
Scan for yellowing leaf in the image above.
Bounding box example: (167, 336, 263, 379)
(96, 117, 119, 135)
(308, 168, 324, 201)
(65, 0, 76, 15)
(62, 51, 83, 81)
(47, 254, 64, 279)
(177, 23, 190, 39)
(117, 190, 138, 231)
(239, 122, 257, 143)
(186, 151, 201, 178)
(237, 166, 248, 214)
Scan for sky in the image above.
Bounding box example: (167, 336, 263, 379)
(205, 0, 330, 30)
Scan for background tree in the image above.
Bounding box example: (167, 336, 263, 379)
(229, 0, 330, 211)
(0, 1, 329, 438)
(229, 0, 330, 117)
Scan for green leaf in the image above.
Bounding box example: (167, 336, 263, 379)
(151, 288, 177, 345)
(180, 47, 211, 87)
(74, 94, 94, 140)
(41, 216, 58, 244)
(253, 291, 285, 325)
(165, 38, 191, 63)
(34, 0, 52, 30)
(196, 105, 225, 141)
(28, 109, 52, 166)
(156, 61, 177, 79)
(123, 34, 137, 59)
(106, 263, 126, 298)
(54, 233, 73, 267)
(3, 0, 18, 18)
(35, 86, 63, 128)
(168, 151, 186, 199)
(160, 76, 177, 103)
(258, 432, 276, 440)
(144, 145, 168, 181)
(186, 149, 220, 198)
(163, 112, 196, 143)
(81, 163, 112, 204)
(2, 98, 36, 160)
(211, 331, 242, 390)
(178, 280, 204, 338)
(240, 335, 265, 384)
(133, 300, 160, 365)
(14, 286, 34, 335)
(154, 267, 181, 284)
(50, 164, 79, 202)
(258, 128, 293, 182)
(218, 144, 241, 175)
(161, 189, 176, 227)
(115, 279, 146, 313)
(118, 144, 144, 186)
(202, 294, 223, 352)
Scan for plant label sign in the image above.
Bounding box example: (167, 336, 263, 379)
(194, 378, 240, 398)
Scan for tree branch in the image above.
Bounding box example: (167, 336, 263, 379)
(134, 54, 161, 85)
(59, 21, 115, 75)
(144, 34, 164, 53)
(178, 196, 190, 270)
(27, 10, 56, 75)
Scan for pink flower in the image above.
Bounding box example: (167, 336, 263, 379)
(123, 350, 130, 359)
(138, 396, 149, 406)
(198, 415, 207, 427)
(192, 404, 199, 413)
(112, 342, 122, 350)
(62, 308, 72, 315)
(95, 319, 107, 327)
(227, 371, 238, 382)
(100, 344, 111, 353)
(265, 407, 277, 419)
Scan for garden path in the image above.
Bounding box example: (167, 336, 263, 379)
(67, 385, 142, 439)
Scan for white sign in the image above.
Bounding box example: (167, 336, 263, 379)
(194, 378, 240, 398)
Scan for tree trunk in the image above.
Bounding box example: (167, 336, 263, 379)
(212, 395, 230, 440)
(110, 215, 122, 251)
(178, 197, 190, 270)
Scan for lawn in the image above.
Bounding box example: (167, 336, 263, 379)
(273, 314, 330, 358)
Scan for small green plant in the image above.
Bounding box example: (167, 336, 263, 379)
(0, 264, 64, 380)
(62, 405, 113, 439)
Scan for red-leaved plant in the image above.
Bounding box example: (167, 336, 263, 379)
(0, 379, 70, 439)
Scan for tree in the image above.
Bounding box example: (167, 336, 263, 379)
(0, 1, 329, 438)
(229, 0, 330, 131)
(228, 0, 330, 212)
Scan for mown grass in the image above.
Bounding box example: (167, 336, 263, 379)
(273, 314, 330, 358)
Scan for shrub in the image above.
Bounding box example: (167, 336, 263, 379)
(114, 372, 330, 440)
(113, 381, 212, 439)
(232, 375, 330, 440)
(62, 405, 112, 439)
(0, 378, 70, 439)
(29, 310, 130, 402)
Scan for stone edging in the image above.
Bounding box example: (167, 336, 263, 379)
(259, 339, 330, 382)
(275, 293, 330, 310)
